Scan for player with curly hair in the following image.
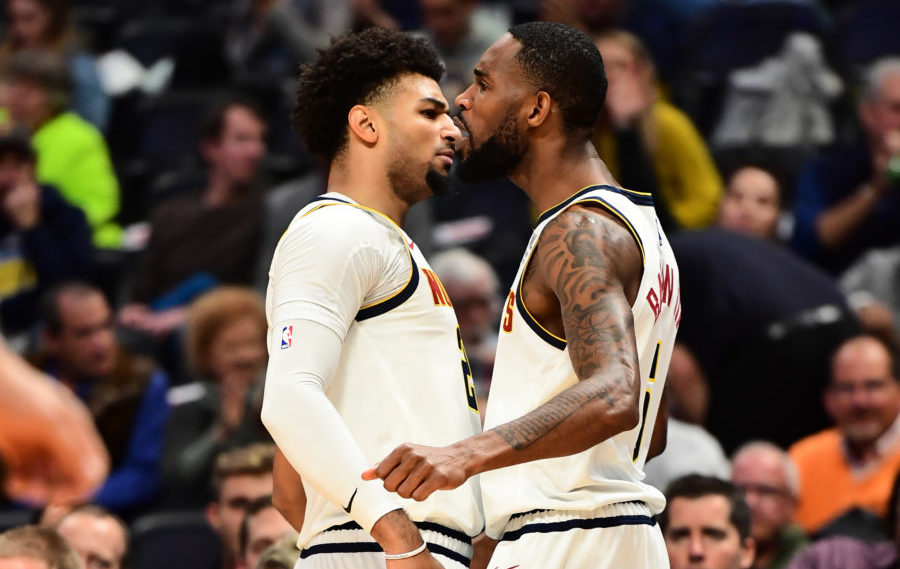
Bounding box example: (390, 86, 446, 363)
(261, 27, 482, 569)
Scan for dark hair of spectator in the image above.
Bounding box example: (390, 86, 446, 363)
(239, 494, 275, 556)
(660, 474, 753, 540)
(508, 22, 607, 138)
(39, 281, 104, 336)
(201, 97, 266, 144)
(291, 27, 444, 162)
(5, 49, 73, 115)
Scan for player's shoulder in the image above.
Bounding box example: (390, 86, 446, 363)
(281, 199, 404, 255)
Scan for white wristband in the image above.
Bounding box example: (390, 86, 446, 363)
(383, 541, 427, 560)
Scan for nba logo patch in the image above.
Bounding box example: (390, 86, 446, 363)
(281, 326, 293, 349)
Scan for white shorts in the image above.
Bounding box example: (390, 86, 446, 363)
(488, 501, 669, 569)
(294, 521, 472, 569)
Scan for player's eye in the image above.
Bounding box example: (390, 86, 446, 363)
(421, 109, 438, 119)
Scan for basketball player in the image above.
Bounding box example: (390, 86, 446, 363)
(364, 22, 680, 568)
(260, 28, 483, 569)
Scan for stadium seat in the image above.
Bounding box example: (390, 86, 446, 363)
(128, 511, 222, 569)
(833, 0, 900, 82)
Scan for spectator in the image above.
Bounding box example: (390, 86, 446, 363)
(789, 335, 900, 535)
(256, 534, 300, 569)
(669, 227, 859, 453)
(3, 50, 120, 248)
(643, 417, 731, 492)
(120, 98, 267, 339)
(431, 247, 500, 403)
(0, 133, 91, 337)
(163, 287, 270, 508)
(414, 0, 508, 108)
(206, 443, 275, 569)
(731, 442, 807, 569)
(840, 247, 900, 351)
(31, 282, 169, 515)
(593, 29, 722, 230)
(661, 474, 755, 569)
(0, 526, 80, 569)
(238, 496, 294, 569)
(791, 58, 900, 274)
(718, 165, 784, 242)
(54, 506, 128, 569)
(0, 0, 109, 130)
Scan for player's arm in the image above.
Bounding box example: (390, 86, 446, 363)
(272, 445, 306, 532)
(365, 207, 643, 499)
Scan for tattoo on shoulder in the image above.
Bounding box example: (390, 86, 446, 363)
(493, 209, 640, 452)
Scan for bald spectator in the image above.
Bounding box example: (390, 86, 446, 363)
(0, 526, 80, 569)
(731, 442, 807, 569)
(790, 336, 900, 535)
(54, 506, 128, 569)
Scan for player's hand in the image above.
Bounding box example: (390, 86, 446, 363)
(361, 443, 469, 501)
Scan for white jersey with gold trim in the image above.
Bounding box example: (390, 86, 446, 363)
(266, 193, 484, 549)
(481, 185, 680, 539)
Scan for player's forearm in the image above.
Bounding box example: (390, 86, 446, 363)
(460, 373, 640, 477)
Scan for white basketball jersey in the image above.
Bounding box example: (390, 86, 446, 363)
(481, 185, 681, 539)
(271, 195, 484, 547)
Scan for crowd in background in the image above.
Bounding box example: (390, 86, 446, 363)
(0, 0, 899, 568)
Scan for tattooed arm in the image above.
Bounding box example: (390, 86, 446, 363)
(363, 206, 643, 500)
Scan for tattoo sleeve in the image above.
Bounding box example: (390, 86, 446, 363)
(493, 208, 641, 452)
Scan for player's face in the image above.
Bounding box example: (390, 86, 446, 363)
(718, 167, 780, 239)
(825, 340, 899, 447)
(454, 33, 531, 183)
(382, 73, 460, 200)
(664, 496, 754, 569)
(730, 451, 795, 546)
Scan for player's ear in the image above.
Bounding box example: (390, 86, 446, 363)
(525, 91, 552, 128)
(348, 105, 379, 145)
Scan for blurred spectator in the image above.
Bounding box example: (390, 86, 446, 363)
(414, 0, 508, 108)
(206, 443, 275, 569)
(791, 57, 900, 275)
(539, 0, 625, 34)
(718, 165, 783, 241)
(660, 474, 755, 569)
(226, 0, 352, 84)
(120, 98, 267, 339)
(431, 247, 499, 401)
(256, 533, 301, 569)
(0, 133, 91, 337)
(0, 338, 108, 506)
(840, 247, 900, 351)
(784, 470, 900, 569)
(0, 0, 109, 130)
(643, 417, 731, 492)
(2, 50, 120, 248)
(593, 29, 721, 230)
(789, 335, 900, 536)
(163, 287, 270, 508)
(731, 442, 806, 569)
(54, 506, 128, 569)
(238, 495, 294, 569)
(670, 227, 859, 453)
(0, 526, 80, 569)
(31, 282, 169, 515)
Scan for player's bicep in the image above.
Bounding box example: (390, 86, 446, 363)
(535, 209, 640, 384)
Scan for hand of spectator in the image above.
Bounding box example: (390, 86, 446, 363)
(217, 373, 251, 438)
(118, 303, 152, 328)
(119, 304, 185, 337)
(0, 343, 109, 505)
(1, 173, 40, 230)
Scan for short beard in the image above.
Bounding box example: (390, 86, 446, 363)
(426, 168, 453, 196)
(457, 109, 525, 183)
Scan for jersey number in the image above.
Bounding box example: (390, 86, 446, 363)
(457, 327, 479, 412)
(501, 291, 515, 333)
(632, 341, 661, 461)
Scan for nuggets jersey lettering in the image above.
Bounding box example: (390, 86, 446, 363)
(269, 195, 483, 547)
(481, 185, 680, 539)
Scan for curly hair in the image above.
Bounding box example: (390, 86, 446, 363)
(509, 22, 607, 138)
(291, 27, 444, 162)
(185, 286, 266, 377)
